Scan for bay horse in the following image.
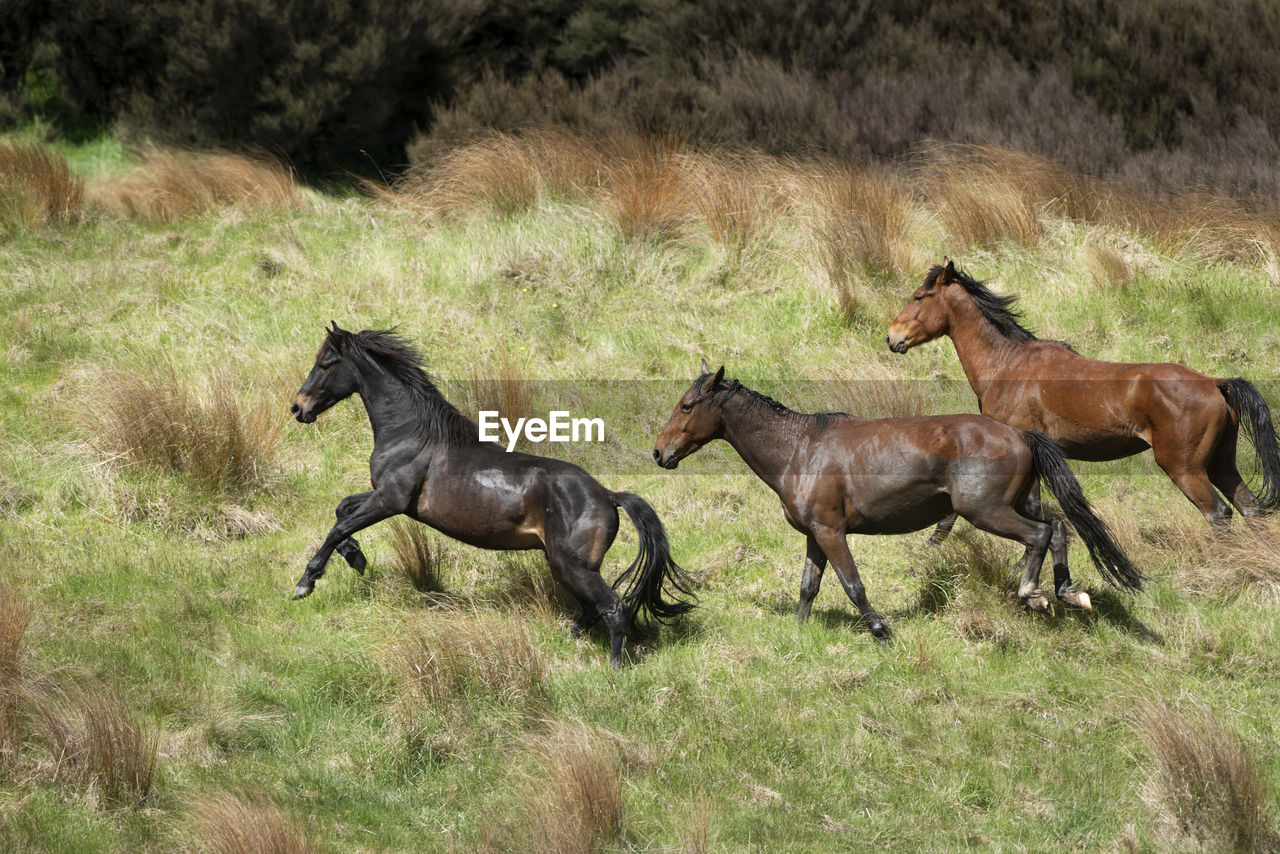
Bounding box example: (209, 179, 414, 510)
(887, 260, 1280, 552)
(653, 362, 1141, 636)
(290, 324, 694, 667)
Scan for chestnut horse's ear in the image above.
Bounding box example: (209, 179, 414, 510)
(700, 357, 711, 374)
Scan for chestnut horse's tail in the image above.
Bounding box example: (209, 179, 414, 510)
(1021, 430, 1145, 590)
(1220, 378, 1280, 511)
(610, 492, 697, 639)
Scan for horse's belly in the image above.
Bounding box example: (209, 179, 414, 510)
(847, 491, 952, 535)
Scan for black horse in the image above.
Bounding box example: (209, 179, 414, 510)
(290, 324, 694, 667)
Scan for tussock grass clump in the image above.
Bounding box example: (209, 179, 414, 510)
(0, 140, 84, 231)
(0, 580, 28, 768)
(391, 611, 548, 713)
(28, 679, 159, 806)
(1173, 519, 1280, 601)
(490, 721, 623, 854)
(188, 791, 317, 854)
(1136, 699, 1278, 852)
(682, 150, 782, 250)
(600, 135, 693, 243)
(460, 353, 533, 428)
(1081, 241, 1134, 290)
(90, 146, 301, 223)
(386, 518, 446, 594)
(913, 528, 1016, 612)
(922, 149, 1042, 251)
(95, 367, 283, 491)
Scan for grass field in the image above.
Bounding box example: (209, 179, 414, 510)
(2, 131, 1279, 852)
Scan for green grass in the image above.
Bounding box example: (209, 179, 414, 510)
(2, 136, 1279, 852)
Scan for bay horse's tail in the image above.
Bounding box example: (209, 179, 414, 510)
(1021, 430, 1145, 590)
(610, 492, 697, 639)
(1219, 378, 1280, 511)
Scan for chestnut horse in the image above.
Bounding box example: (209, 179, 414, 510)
(887, 261, 1280, 548)
(653, 363, 1141, 635)
(290, 324, 694, 667)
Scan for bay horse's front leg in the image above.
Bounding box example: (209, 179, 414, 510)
(810, 526, 888, 638)
(795, 534, 827, 623)
(928, 513, 958, 545)
(294, 490, 401, 599)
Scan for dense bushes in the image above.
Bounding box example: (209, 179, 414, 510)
(4, 0, 1280, 191)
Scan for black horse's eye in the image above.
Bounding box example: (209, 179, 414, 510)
(681, 403, 694, 413)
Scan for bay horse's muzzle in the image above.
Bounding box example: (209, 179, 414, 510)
(652, 448, 680, 470)
(886, 332, 910, 354)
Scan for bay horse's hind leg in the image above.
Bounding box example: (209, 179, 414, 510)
(1208, 430, 1267, 520)
(1026, 483, 1091, 610)
(1152, 429, 1233, 531)
(961, 503, 1053, 612)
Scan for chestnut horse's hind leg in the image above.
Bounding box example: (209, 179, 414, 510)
(928, 513, 958, 545)
(795, 534, 828, 623)
(809, 526, 888, 638)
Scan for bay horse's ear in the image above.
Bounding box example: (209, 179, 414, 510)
(700, 357, 711, 374)
(939, 258, 956, 285)
(713, 365, 725, 385)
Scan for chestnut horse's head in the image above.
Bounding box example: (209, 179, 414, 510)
(653, 360, 728, 469)
(292, 322, 361, 423)
(886, 259, 961, 354)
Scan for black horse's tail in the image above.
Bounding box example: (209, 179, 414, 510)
(1021, 430, 1144, 590)
(1220, 377, 1280, 511)
(610, 492, 697, 639)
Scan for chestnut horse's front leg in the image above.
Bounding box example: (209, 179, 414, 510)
(293, 489, 401, 599)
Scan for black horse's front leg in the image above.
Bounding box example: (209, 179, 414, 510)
(333, 491, 374, 574)
(294, 491, 400, 599)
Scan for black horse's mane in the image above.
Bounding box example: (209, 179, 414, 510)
(711, 377, 849, 430)
(929, 264, 1038, 344)
(336, 328, 477, 444)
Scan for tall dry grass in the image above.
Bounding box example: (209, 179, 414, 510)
(920, 147, 1043, 250)
(1136, 699, 1277, 852)
(28, 679, 159, 806)
(0, 580, 28, 768)
(681, 150, 783, 250)
(489, 720, 623, 854)
(391, 611, 548, 712)
(0, 140, 84, 230)
(600, 134, 693, 242)
(188, 791, 317, 854)
(386, 518, 446, 594)
(95, 367, 283, 491)
(1166, 519, 1280, 602)
(90, 146, 301, 224)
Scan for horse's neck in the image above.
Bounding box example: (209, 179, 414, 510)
(355, 360, 432, 447)
(947, 297, 1021, 397)
(719, 393, 806, 487)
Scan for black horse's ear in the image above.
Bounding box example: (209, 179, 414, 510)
(700, 357, 711, 374)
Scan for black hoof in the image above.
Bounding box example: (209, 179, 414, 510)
(869, 620, 889, 639)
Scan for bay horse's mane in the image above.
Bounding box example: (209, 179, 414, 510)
(930, 263, 1038, 344)
(711, 376, 849, 430)
(333, 327, 477, 444)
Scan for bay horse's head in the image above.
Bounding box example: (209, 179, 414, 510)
(653, 360, 728, 469)
(292, 322, 361, 423)
(886, 258, 959, 353)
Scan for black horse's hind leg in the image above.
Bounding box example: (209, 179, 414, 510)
(333, 491, 373, 574)
(294, 490, 401, 599)
(571, 603, 600, 638)
(810, 525, 888, 638)
(545, 522, 628, 668)
(795, 534, 827, 623)
(928, 513, 959, 545)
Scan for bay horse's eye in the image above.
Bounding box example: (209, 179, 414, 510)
(914, 295, 925, 302)
(681, 403, 694, 413)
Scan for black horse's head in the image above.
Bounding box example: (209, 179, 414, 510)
(292, 322, 360, 423)
(653, 359, 729, 469)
